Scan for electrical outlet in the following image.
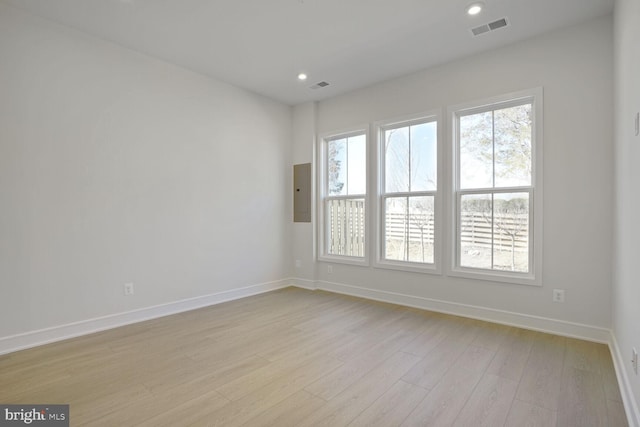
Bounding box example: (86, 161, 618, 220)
(295, 259, 301, 268)
(327, 265, 333, 274)
(552, 289, 565, 303)
(124, 282, 134, 296)
(633, 347, 638, 375)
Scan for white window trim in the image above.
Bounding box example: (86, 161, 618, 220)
(446, 88, 543, 286)
(373, 110, 443, 274)
(317, 126, 370, 267)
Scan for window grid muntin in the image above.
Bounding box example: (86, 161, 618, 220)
(456, 188, 533, 273)
(322, 131, 367, 260)
(382, 191, 436, 264)
(455, 98, 534, 275)
(381, 117, 437, 265)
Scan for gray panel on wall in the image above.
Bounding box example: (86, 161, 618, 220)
(294, 163, 311, 222)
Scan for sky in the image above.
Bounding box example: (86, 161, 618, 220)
(327, 121, 437, 197)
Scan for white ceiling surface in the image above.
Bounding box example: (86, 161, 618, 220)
(3, 0, 613, 105)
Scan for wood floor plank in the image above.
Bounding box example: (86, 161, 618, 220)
(325, 330, 384, 362)
(563, 337, 607, 374)
(216, 332, 352, 401)
(144, 354, 271, 396)
(250, 327, 314, 360)
(504, 399, 557, 427)
(241, 390, 325, 427)
(380, 308, 436, 334)
(401, 345, 494, 426)
(305, 328, 417, 400)
(515, 332, 566, 410)
(401, 315, 465, 357)
(598, 345, 624, 403)
(185, 322, 300, 362)
(0, 288, 627, 427)
(135, 390, 231, 427)
(606, 399, 630, 427)
(347, 380, 429, 427)
(299, 351, 422, 427)
(453, 373, 518, 427)
(401, 338, 468, 390)
(267, 329, 358, 364)
(470, 321, 511, 352)
(486, 327, 535, 382)
(346, 304, 405, 335)
(557, 367, 608, 427)
(70, 384, 154, 425)
(455, 344, 496, 373)
(401, 364, 483, 426)
(89, 389, 229, 426)
(206, 355, 343, 427)
(327, 310, 425, 362)
(293, 299, 375, 332)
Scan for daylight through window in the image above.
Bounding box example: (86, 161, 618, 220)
(322, 132, 367, 258)
(380, 119, 438, 265)
(455, 98, 536, 276)
(317, 89, 542, 284)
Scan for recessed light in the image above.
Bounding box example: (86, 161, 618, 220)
(297, 73, 308, 81)
(466, 2, 484, 15)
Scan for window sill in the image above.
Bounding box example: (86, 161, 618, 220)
(374, 259, 441, 275)
(448, 266, 541, 286)
(317, 254, 369, 268)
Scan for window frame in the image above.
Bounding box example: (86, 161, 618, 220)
(374, 110, 443, 274)
(447, 88, 543, 286)
(317, 127, 370, 266)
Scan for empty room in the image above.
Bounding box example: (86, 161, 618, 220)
(0, 0, 638, 426)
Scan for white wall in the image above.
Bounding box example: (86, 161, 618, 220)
(0, 4, 631, 416)
(0, 4, 292, 340)
(292, 16, 614, 335)
(613, 0, 640, 423)
(291, 102, 317, 284)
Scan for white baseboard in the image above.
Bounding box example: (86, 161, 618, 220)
(610, 332, 640, 427)
(294, 278, 637, 425)
(289, 278, 317, 290)
(289, 278, 611, 344)
(3, 276, 635, 423)
(0, 279, 290, 356)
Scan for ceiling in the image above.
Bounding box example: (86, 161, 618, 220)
(2, 0, 613, 105)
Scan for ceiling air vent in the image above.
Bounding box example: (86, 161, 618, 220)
(471, 17, 509, 37)
(310, 81, 330, 90)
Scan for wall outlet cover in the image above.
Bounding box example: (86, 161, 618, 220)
(552, 289, 565, 303)
(124, 283, 134, 296)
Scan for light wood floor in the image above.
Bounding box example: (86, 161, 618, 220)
(0, 287, 628, 426)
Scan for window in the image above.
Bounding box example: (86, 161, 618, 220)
(316, 89, 541, 285)
(319, 130, 368, 263)
(377, 115, 440, 271)
(451, 89, 542, 284)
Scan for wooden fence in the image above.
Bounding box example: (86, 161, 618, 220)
(327, 201, 528, 255)
(385, 211, 434, 244)
(327, 199, 365, 257)
(459, 212, 528, 251)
